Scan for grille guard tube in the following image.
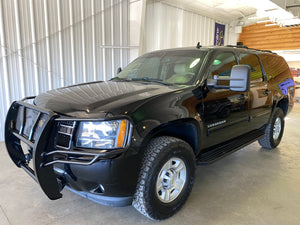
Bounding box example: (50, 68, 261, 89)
(5, 101, 62, 200)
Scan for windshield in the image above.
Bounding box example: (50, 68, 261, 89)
(116, 50, 207, 85)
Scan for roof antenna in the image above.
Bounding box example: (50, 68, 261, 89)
(196, 42, 202, 49)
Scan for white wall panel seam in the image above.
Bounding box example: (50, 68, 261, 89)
(138, 0, 146, 55)
(177, 8, 183, 47)
(157, 3, 161, 50)
(127, 1, 130, 60)
(203, 16, 207, 45)
(57, 0, 64, 87)
(101, 0, 106, 80)
(119, 0, 123, 68)
(69, 0, 76, 84)
(225, 24, 229, 45)
(81, 0, 87, 83)
(13, 0, 25, 98)
(111, 0, 114, 78)
(92, 0, 97, 81)
(0, 0, 10, 108)
(43, 0, 52, 90)
(29, 0, 39, 95)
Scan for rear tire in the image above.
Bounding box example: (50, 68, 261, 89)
(132, 136, 195, 220)
(258, 107, 285, 149)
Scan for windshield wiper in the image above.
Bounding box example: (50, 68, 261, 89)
(131, 77, 171, 86)
(110, 77, 131, 82)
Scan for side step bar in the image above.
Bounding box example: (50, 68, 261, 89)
(197, 129, 265, 165)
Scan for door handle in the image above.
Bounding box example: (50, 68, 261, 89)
(263, 89, 269, 96)
(238, 94, 245, 100)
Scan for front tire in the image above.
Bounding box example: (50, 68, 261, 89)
(133, 136, 195, 220)
(258, 107, 285, 149)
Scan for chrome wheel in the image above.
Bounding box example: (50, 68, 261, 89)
(273, 117, 281, 141)
(156, 157, 187, 203)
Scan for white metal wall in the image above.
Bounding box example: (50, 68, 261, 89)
(0, 0, 143, 141)
(0, 0, 235, 141)
(140, 1, 230, 54)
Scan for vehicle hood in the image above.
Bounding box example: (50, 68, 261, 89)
(34, 81, 182, 118)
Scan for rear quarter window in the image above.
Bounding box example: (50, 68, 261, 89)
(258, 53, 294, 96)
(258, 54, 292, 81)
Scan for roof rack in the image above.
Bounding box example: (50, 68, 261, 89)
(248, 48, 275, 54)
(226, 42, 248, 49)
(226, 42, 276, 54)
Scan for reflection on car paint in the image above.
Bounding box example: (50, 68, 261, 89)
(278, 78, 295, 95)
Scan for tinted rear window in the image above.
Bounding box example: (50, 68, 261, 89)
(258, 54, 291, 80)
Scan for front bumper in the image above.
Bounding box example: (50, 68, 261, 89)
(5, 101, 139, 204)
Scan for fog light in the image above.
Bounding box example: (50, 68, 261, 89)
(90, 184, 105, 194)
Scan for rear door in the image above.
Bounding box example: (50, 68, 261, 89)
(239, 53, 272, 129)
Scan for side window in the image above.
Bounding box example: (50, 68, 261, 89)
(239, 54, 263, 83)
(207, 52, 238, 87)
(258, 54, 291, 81)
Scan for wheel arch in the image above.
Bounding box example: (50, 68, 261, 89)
(274, 97, 289, 116)
(140, 118, 201, 156)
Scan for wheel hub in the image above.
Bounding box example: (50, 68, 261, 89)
(162, 169, 176, 189)
(156, 157, 187, 203)
(273, 117, 281, 140)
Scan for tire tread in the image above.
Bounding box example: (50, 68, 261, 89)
(258, 107, 284, 149)
(132, 136, 194, 220)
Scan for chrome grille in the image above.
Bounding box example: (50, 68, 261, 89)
(56, 121, 76, 149)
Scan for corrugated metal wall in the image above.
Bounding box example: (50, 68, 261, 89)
(140, 1, 229, 54)
(0, 0, 232, 141)
(0, 0, 142, 140)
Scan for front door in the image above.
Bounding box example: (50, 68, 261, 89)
(198, 51, 251, 149)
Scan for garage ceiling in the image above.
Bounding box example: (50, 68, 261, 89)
(159, 0, 257, 22)
(158, 0, 300, 26)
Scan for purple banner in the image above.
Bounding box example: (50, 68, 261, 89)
(214, 23, 225, 46)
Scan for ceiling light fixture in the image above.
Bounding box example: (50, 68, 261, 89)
(265, 23, 278, 26)
(246, 0, 300, 27)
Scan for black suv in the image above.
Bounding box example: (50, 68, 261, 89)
(5, 44, 295, 220)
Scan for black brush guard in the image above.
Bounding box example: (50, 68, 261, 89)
(5, 101, 62, 200)
(5, 101, 127, 200)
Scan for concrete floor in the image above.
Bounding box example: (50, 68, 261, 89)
(1, 104, 300, 225)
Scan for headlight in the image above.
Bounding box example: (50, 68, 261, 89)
(76, 119, 130, 149)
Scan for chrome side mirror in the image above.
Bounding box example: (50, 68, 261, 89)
(117, 67, 122, 74)
(229, 65, 250, 92)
